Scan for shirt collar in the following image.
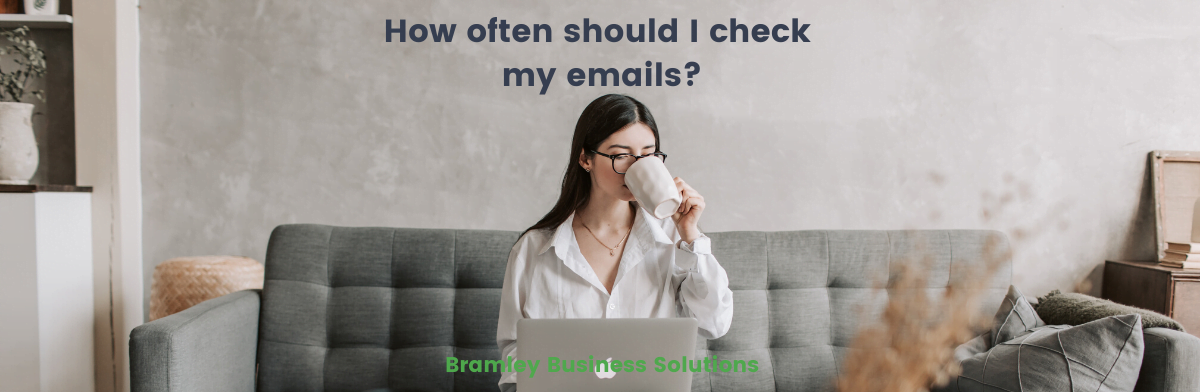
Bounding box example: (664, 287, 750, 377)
(536, 202, 674, 259)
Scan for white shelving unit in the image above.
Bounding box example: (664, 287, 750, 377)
(0, 14, 72, 29)
(0, 188, 95, 392)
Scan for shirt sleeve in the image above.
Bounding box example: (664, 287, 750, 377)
(672, 233, 734, 340)
(496, 234, 530, 389)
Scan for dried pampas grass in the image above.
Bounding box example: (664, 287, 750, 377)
(837, 175, 1049, 392)
(835, 235, 1008, 392)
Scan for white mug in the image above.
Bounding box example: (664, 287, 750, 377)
(624, 156, 682, 220)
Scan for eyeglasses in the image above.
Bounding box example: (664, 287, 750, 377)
(590, 150, 668, 174)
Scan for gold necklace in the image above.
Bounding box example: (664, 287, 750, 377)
(580, 220, 632, 256)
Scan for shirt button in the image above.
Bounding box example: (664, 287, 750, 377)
(608, 303, 616, 310)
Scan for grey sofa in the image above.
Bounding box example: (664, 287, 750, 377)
(131, 225, 1200, 391)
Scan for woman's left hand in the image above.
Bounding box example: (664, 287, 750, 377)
(671, 177, 705, 244)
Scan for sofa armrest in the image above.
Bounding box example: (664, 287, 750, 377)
(1135, 327, 1200, 392)
(130, 289, 261, 392)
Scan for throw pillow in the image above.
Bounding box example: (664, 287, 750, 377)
(957, 314, 1145, 392)
(991, 285, 1045, 346)
(1035, 289, 1185, 332)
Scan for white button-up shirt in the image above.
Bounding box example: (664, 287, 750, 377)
(495, 205, 735, 388)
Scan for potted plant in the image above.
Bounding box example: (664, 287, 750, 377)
(0, 25, 45, 185)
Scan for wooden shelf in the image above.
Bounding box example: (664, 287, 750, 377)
(0, 14, 72, 29)
(0, 184, 92, 193)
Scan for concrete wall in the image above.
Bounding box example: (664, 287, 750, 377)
(139, 0, 1200, 317)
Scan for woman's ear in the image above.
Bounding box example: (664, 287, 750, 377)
(578, 149, 592, 172)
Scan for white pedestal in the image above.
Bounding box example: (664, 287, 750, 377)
(0, 191, 95, 392)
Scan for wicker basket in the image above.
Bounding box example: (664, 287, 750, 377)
(150, 255, 264, 321)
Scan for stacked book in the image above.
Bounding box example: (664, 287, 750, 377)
(1161, 242, 1200, 269)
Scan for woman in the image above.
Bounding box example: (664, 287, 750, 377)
(496, 94, 734, 391)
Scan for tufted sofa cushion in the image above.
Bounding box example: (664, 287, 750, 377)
(689, 230, 1010, 392)
(256, 225, 521, 391)
(253, 225, 1010, 392)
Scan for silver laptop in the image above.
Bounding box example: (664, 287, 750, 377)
(517, 318, 698, 392)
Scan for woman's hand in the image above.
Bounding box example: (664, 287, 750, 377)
(671, 177, 705, 244)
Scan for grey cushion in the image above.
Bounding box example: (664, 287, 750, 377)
(1036, 290, 1185, 332)
(958, 314, 1145, 392)
(703, 230, 1011, 392)
(948, 285, 1043, 384)
(953, 334, 992, 364)
(991, 285, 1045, 346)
(256, 226, 519, 392)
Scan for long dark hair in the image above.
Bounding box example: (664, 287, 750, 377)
(521, 94, 661, 238)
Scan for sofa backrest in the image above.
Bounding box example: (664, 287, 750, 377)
(255, 225, 1011, 392)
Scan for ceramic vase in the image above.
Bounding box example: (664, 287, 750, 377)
(0, 102, 37, 185)
(23, 0, 57, 15)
